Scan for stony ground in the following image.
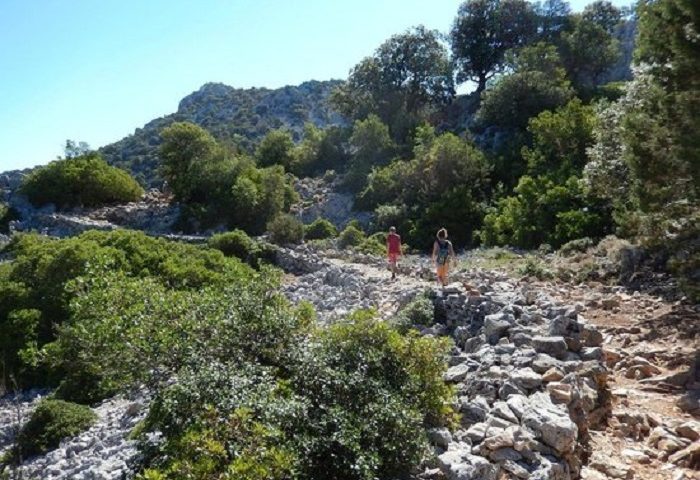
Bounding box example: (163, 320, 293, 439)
(1, 244, 697, 479)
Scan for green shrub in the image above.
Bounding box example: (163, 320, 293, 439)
(208, 230, 256, 260)
(392, 293, 434, 333)
(304, 218, 338, 240)
(288, 313, 455, 479)
(19, 153, 143, 209)
(267, 214, 304, 245)
(141, 311, 454, 480)
(559, 237, 595, 256)
(518, 256, 553, 280)
(0, 230, 253, 391)
(357, 232, 385, 256)
(13, 399, 96, 460)
(338, 225, 365, 249)
(0, 203, 18, 233)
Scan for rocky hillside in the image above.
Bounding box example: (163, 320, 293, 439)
(99, 80, 346, 186)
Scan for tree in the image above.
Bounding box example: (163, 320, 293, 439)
(159, 122, 218, 202)
(559, 15, 620, 93)
(255, 129, 295, 170)
(582, 0, 623, 34)
(62, 140, 91, 159)
(450, 0, 538, 93)
(332, 26, 453, 141)
(523, 99, 595, 182)
(535, 0, 572, 42)
(345, 115, 396, 191)
(476, 44, 573, 131)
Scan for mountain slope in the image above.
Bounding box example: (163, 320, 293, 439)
(99, 80, 346, 186)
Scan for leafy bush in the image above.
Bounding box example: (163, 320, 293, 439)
(208, 230, 257, 260)
(12, 399, 96, 460)
(481, 175, 611, 249)
(559, 237, 595, 256)
(357, 232, 386, 256)
(140, 311, 454, 480)
(288, 313, 454, 479)
(19, 153, 143, 209)
(0, 203, 18, 233)
(392, 293, 434, 333)
(0, 230, 252, 392)
(338, 225, 365, 249)
(255, 129, 295, 169)
(359, 127, 489, 248)
(518, 256, 553, 280)
(267, 214, 304, 245)
(304, 218, 338, 240)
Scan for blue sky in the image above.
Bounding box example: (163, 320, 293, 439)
(0, 0, 632, 171)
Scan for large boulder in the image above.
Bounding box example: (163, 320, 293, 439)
(522, 392, 578, 453)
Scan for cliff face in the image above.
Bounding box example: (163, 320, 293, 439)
(99, 79, 346, 186)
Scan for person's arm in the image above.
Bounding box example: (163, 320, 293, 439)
(398, 235, 402, 256)
(449, 242, 456, 261)
(431, 241, 438, 263)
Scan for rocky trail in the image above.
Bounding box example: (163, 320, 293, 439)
(1, 244, 698, 479)
(278, 245, 699, 479)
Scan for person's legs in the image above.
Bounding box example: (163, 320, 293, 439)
(389, 253, 398, 279)
(436, 263, 447, 286)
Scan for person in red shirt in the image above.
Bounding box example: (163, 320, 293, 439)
(386, 226, 402, 280)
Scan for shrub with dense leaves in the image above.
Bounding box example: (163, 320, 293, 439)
(0, 230, 251, 394)
(267, 214, 304, 245)
(481, 175, 610, 249)
(303, 218, 338, 240)
(338, 225, 365, 249)
(359, 126, 489, 248)
(11, 399, 96, 460)
(208, 230, 257, 260)
(19, 153, 143, 209)
(138, 311, 454, 480)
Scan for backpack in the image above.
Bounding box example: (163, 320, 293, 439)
(436, 240, 450, 265)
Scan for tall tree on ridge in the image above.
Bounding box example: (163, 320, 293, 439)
(450, 0, 538, 94)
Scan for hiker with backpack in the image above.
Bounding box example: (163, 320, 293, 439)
(432, 228, 455, 287)
(386, 226, 402, 280)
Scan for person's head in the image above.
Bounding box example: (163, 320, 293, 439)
(437, 228, 447, 240)
(389, 226, 396, 234)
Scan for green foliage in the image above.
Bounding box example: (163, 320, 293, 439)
(138, 311, 453, 480)
(160, 122, 219, 202)
(267, 214, 304, 245)
(559, 15, 620, 94)
(288, 315, 454, 479)
(477, 44, 574, 131)
(357, 232, 386, 256)
(481, 175, 610, 249)
(19, 153, 143, 209)
(208, 230, 257, 261)
(291, 124, 351, 177)
(0, 230, 251, 393)
(518, 256, 553, 279)
(523, 99, 596, 182)
(11, 399, 96, 461)
(391, 293, 434, 333)
(559, 237, 595, 256)
(360, 128, 489, 248)
(304, 218, 337, 240)
(332, 26, 453, 142)
(450, 0, 538, 92)
(256, 129, 295, 169)
(344, 115, 396, 192)
(0, 204, 17, 233)
(338, 225, 366, 249)
(158, 122, 297, 234)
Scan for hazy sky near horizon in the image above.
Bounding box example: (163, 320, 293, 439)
(0, 0, 631, 171)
